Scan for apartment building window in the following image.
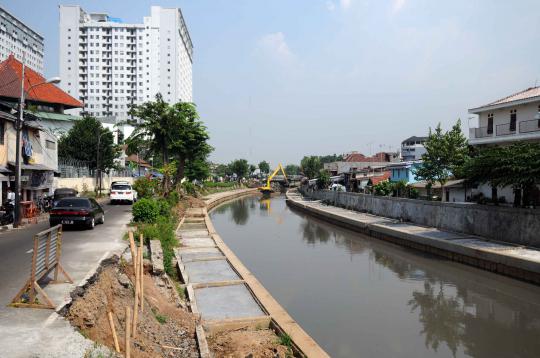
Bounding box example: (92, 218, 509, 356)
(45, 140, 55, 150)
(487, 113, 493, 134)
(510, 109, 517, 131)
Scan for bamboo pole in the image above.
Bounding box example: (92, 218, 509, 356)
(125, 307, 131, 358)
(128, 231, 136, 271)
(108, 312, 120, 353)
(139, 236, 144, 312)
(132, 246, 141, 338)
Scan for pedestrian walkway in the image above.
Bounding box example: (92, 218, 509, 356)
(175, 213, 268, 327)
(287, 190, 540, 284)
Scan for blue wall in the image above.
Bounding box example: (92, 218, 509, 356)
(390, 163, 422, 184)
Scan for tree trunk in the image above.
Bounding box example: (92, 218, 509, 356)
(174, 157, 186, 187)
(491, 186, 498, 205)
(513, 187, 522, 207)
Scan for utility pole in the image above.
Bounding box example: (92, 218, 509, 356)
(14, 54, 25, 228)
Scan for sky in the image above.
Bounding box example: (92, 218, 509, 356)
(3, 0, 540, 168)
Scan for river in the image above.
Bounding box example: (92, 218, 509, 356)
(209, 195, 540, 358)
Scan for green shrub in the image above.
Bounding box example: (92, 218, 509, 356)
(133, 177, 157, 199)
(156, 198, 171, 217)
(132, 198, 160, 223)
(181, 182, 198, 196)
(166, 191, 180, 206)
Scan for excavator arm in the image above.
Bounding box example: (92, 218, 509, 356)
(259, 163, 288, 193)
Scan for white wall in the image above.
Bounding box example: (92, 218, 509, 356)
(476, 101, 540, 141)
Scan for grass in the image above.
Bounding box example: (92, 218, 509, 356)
(152, 307, 168, 324)
(279, 332, 293, 348)
(174, 281, 186, 300)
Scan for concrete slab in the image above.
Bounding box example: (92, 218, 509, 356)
(194, 284, 265, 321)
(180, 247, 224, 261)
(184, 259, 240, 283)
(180, 230, 210, 238)
(182, 238, 216, 248)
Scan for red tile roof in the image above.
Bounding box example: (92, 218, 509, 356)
(370, 171, 391, 185)
(0, 55, 82, 108)
(344, 152, 391, 162)
(470, 86, 540, 112)
(126, 154, 151, 167)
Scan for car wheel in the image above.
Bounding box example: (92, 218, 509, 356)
(88, 217, 95, 230)
(99, 214, 105, 224)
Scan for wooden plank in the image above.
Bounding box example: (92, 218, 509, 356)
(125, 307, 131, 358)
(203, 316, 271, 335)
(139, 240, 144, 313)
(33, 281, 55, 309)
(191, 280, 245, 289)
(29, 236, 38, 304)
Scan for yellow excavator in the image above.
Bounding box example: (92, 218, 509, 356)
(258, 163, 288, 194)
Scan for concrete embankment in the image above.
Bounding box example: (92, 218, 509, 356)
(176, 188, 329, 357)
(286, 190, 540, 285)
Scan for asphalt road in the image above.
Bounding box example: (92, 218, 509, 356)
(0, 202, 132, 308)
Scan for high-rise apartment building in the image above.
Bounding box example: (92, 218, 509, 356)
(0, 6, 44, 74)
(59, 5, 193, 122)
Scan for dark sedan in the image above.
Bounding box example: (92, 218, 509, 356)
(49, 197, 105, 229)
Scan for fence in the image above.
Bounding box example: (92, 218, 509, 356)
(11, 225, 73, 309)
(59, 157, 133, 178)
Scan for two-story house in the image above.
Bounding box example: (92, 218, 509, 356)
(0, 55, 83, 202)
(468, 86, 540, 203)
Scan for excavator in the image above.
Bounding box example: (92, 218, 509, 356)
(258, 163, 288, 194)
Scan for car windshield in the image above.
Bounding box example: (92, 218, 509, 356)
(56, 198, 91, 208)
(112, 185, 131, 190)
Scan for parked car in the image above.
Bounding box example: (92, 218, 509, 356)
(53, 188, 78, 207)
(49, 197, 105, 229)
(110, 181, 137, 204)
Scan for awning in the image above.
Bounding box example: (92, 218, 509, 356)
(358, 179, 369, 189)
(8, 162, 56, 171)
(0, 166, 11, 173)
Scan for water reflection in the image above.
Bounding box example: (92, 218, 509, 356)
(210, 196, 540, 358)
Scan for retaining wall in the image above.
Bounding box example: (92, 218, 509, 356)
(301, 188, 540, 248)
(55, 176, 134, 192)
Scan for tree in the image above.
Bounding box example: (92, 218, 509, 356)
(249, 164, 257, 176)
(185, 158, 210, 182)
(300, 156, 322, 179)
(285, 164, 300, 175)
(127, 94, 213, 193)
(229, 159, 249, 180)
(58, 116, 119, 171)
(414, 120, 468, 196)
(317, 169, 330, 189)
(463, 142, 540, 206)
(258, 161, 270, 175)
(214, 163, 231, 178)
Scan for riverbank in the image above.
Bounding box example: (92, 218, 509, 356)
(287, 189, 540, 285)
(176, 188, 329, 357)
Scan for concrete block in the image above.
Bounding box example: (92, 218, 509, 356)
(149, 240, 164, 275)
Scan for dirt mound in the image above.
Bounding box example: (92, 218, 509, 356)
(208, 329, 291, 358)
(65, 259, 198, 357)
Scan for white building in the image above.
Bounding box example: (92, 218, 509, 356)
(468, 86, 540, 204)
(0, 6, 44, 73)
(400, 136, 427, 161)
(468, 86, 540, 146)
(59, 5, 193, 125)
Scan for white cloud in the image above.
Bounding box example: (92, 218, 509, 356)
(326, 1, 336, 11)
(391, 0, 406, 14)
(340, 0, 352, 10)
(256, 32, 296, 66)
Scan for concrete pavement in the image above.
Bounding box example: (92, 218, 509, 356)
(0, 202, 132, 357)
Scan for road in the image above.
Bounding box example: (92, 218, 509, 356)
(0, 202, 132, 357)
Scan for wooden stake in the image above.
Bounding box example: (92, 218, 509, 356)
(128, 231, 136, 269)
(108, 312, 120, 353)
(132, 246, 141, 338)
(140, 238, 144, 312)
(125, 307, 131, 358)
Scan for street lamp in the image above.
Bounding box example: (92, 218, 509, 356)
(14, 59, 61, 227)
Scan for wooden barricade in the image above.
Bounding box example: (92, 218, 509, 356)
(10, 224, 73, 309)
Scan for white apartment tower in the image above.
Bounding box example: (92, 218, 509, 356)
(59, 5, 193, 122)
(0, 6, 44, 73)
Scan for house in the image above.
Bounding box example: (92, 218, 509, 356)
(469, 86, 540, 146)
(401, 136, 427, 161)
(0, 55, 83, 201)
(342, 167, 390, 192)
(324, 151, 398, 176)
(387, 161, 423, 184)
(468, 86, 540, 204)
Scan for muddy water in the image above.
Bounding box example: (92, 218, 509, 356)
(209, 195, 540, 358)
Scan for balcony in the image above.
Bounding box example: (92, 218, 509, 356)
(469, 118, 540, 145)
(519, 119, 540, 133)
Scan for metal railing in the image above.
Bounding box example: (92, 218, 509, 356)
(471, 126, 492, 138)
(496, 122, 516, 136)
(519, 119, 540, 134)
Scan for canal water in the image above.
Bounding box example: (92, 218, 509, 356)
(210, 195, 540, 358)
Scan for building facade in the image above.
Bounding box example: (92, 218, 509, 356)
(388, 161, 423, 184)
(401, 136, 427, 161)
(0, 6, 44, 74)
(59, 5, 193, 124)
(468, 86, 540, 146)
